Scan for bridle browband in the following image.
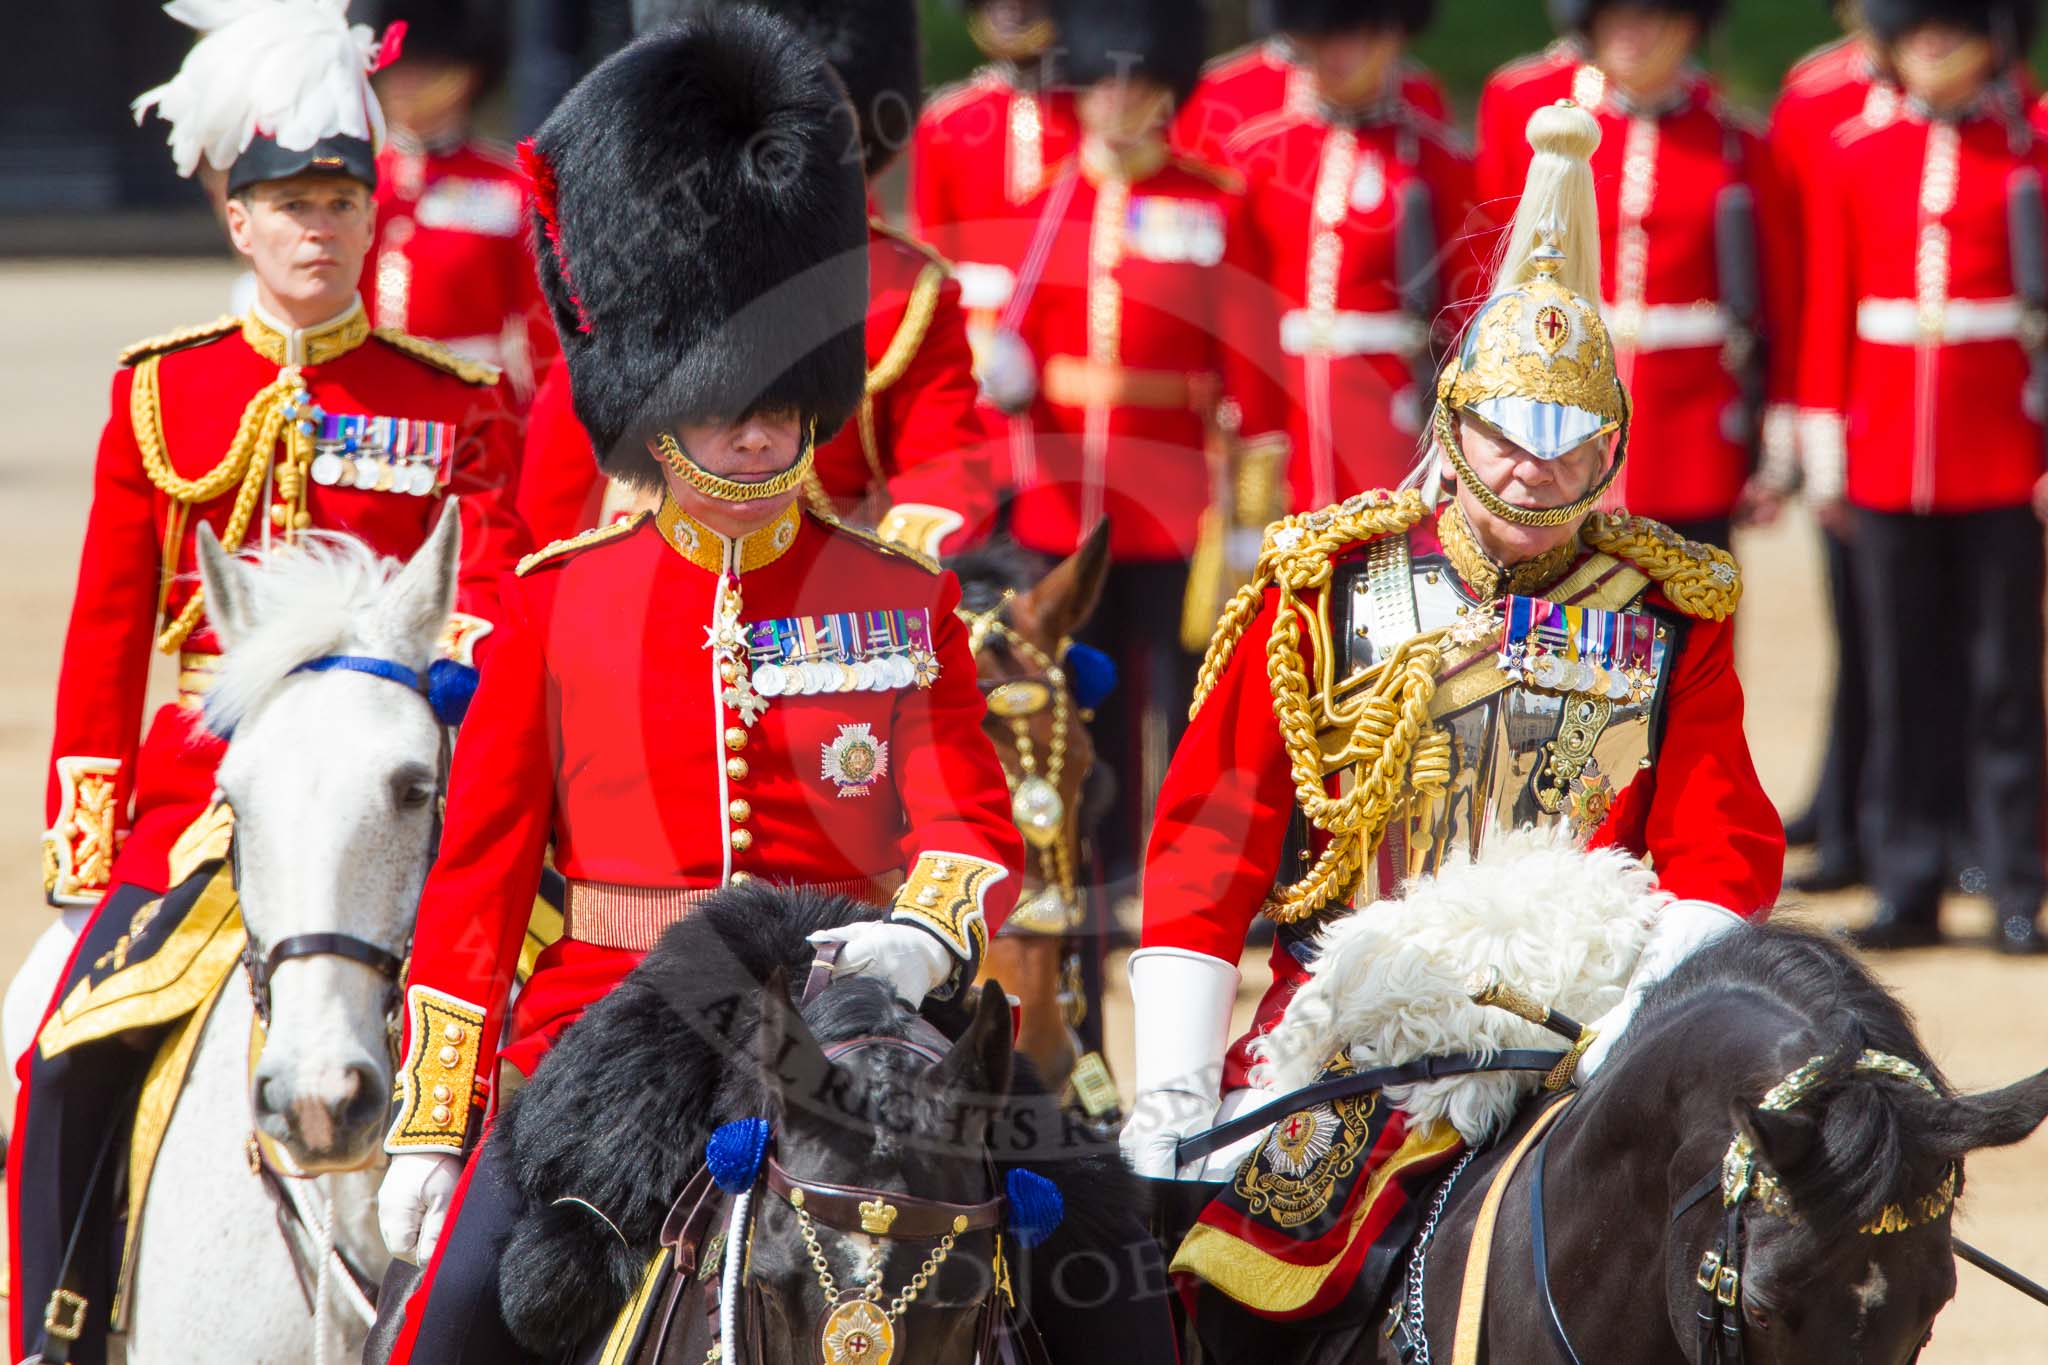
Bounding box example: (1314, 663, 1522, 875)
(1525, 1049, 1953, 1365)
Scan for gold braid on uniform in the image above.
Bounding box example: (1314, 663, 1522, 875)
(370, 327, 501, 385)
(1581, 510, 1743, 620)
(130, 355, 315, 653)
(1186, 490, 1451, 925)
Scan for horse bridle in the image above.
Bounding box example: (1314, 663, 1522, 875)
(1525, 1050, 1955, 1365)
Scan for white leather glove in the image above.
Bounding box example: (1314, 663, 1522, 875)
(978, 328, 1039, 415)
(1576, 899, 1744, 1083)
(378, 1151, 464, 1265)
(806, 923, 956, 1005)
(1118, 948, 1239, 1180)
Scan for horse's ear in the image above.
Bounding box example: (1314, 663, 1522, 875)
(195, 522, 254, 649)
(1733, 1101, 1817, 1176)
(1930, 1067, 2048, 1156)
(934, 982, 1014, 1102)
(1009, 521, 1110, 650)
(380, 499, 462, 663)
(756, 967, 829, 1117)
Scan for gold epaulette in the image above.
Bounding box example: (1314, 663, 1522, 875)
(868, 216, 953, 272)
(118, 315, 240, 368)
(371, 327, 501, 386)
(1169, 154, 1244, 195)
(867, 259, 946, 397)
(1190, 489, 1426, 715)
(516, 513, 649, 576)
(1581, 511, 1742, 621)
(813, 510, 942, 573)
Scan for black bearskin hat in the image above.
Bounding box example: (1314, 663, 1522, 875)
(633, 0, 923, 176)
(1549, 0, 1727, 33)
(1051, 0, 1209, 103)
(528, 9, 869, 485)
(1863, 0, 2039, 51)
(1271, 0, 1434, 36)
(369, 0, 508, 89)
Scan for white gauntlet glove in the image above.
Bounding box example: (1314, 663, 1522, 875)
(1118, 948, 1239, 1180)
(1576, 899, 1744, 1083)
(378, 1151, 464, 1265)
(805, 922, 956, 1005)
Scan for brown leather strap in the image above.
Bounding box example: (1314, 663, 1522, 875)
(801, 941, 843, 1007)
(658, 1166, 722, 1274)
(1450, 1094, 1577, 1365)
(765, 1156, 1004, 1239)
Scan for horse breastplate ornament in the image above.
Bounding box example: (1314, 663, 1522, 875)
(1332, 531, 1678, 906)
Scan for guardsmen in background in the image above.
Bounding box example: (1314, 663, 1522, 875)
(362, 0, 560, 401)
(1768, 3, 1890, 888)
(1172, 0, 1448, 167)
(996, 0, 1292, 902)
(1477, 0, 1800, 552)
(910, 0, 1080, 340)
(9, 2, 529, 1357)
(1227, 0, 1485, 507)
(516, 0, 1000, 559)
(1799, 0, 2048, 954)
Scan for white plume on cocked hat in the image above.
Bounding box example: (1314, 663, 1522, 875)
(132, 0, 391, 181)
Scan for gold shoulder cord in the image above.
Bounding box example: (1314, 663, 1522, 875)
(1580, 511, 1742, 621)
(1189, 490, 1449, 926)
(130, 355, 313, 653)
(371, 327, 501, 386)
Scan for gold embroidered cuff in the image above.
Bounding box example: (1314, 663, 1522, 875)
(387, 985, 488, 1155)
(876, 503, 966, 559)
(889, 852, 1007, 977)
(436, 611, 495, 667)
(45, 757, 122, 907)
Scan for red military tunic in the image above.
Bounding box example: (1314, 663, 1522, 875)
(1005, 153, 1291, 562)
(910, 68, 1082, 325)
(1476, 52, 1800, 525)
(511, 221, 996, 558)
(1171, 38, 1450, 169)
(361, 137, 560, 402)
(1230, 107, 1483, 507)
(1141, 503, 1783, 1086)
(383, 499, 1024, 1154)
(43, 300, 528, 911)
(1798, 97, 2048, 512)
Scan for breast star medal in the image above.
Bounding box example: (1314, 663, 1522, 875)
(821, 724, 889, 798)
(819, 1298, 895, 1365)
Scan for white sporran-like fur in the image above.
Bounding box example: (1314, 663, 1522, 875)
(1250, 826, 1661, 1145)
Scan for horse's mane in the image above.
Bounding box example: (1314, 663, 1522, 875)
(1630, 921, 1954, 1251)
(494, 882, 1136, 1354)
(202, 533, 408, 738)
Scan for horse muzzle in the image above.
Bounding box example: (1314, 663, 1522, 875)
(252, 1052, 390, 1169)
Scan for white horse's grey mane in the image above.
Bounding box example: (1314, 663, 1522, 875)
(202, 533, 417, 739)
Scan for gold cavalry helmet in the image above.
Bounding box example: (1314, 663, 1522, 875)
(1434, 100, 1630, 528)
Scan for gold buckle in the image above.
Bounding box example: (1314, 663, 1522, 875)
(44, 1289, 88, 1342)
(1716, 1266, 1742, 1308)
(1696, 1250, 1723, 1294)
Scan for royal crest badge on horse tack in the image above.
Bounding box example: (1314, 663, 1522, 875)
(819, 1298, 896, 1365)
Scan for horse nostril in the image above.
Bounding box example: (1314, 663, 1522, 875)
(253, 1068, 288, 1120)
(339, 1062, 384, 1130)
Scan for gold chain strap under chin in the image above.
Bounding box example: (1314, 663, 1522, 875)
(1434, 404, 1626, 530)
(795, 1205, 959, 1319)
(131, 356, 312, 653)
(657, 429, 816, 505)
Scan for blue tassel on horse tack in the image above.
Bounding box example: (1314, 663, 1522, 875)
(1005, 1169, 1064, 1248)
(706, 1117, 773, 1193)
(426, 659, 479, 726)
(1063, 643, 1117, 710)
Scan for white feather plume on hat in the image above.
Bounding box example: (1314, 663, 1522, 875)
(133, 0, 389, 178)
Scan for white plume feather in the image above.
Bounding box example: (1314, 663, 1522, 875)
(133, 0, 386, 178)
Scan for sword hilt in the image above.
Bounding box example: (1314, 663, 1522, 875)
(1466, 969, 1586, 1043)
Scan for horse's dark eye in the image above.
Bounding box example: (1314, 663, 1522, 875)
(397, 783, 434, 809)
(1744, 1304, 1772, 1332)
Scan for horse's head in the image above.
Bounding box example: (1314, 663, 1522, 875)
(951, 524, 1110, 933)
(195, 503, 462, 1171)
(1624, 927, 2048, 1364)
(740, 972, 1016, 1365)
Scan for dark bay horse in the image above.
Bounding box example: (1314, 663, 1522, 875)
(487, 882, 1167, 1364)
(1346, 924, 2048, 1364)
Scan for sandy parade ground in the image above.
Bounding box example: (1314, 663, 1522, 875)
(1, 258, 2044, 1359)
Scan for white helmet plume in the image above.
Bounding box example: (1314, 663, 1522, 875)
(132, 0, 391, 179)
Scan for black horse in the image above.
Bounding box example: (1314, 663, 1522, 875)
(1205, 922, 2048, 1364)
(488, 881, 1173, 1364)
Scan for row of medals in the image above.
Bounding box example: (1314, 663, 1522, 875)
(308, 448, 443, 496)
(751, 650, 924, 698)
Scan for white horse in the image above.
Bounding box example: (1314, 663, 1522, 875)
(115, 506, 461, 1364)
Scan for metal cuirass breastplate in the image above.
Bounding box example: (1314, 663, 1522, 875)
(1325, 531, 1682, 910)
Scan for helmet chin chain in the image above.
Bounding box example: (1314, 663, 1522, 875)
(657, 421, 817, 505)
(1433, 404, 1627, 531)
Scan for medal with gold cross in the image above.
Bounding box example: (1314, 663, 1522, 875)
(706, 579, 769, 725)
